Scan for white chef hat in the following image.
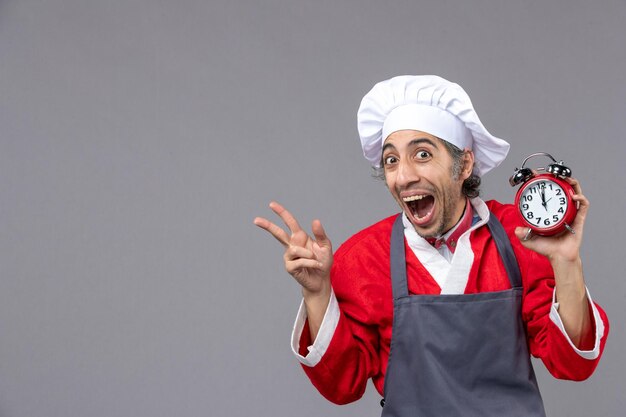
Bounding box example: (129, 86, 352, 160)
(357, 75, 510, 176)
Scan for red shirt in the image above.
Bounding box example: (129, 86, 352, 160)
(298, 200, 609, 405)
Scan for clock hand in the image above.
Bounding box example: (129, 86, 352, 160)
(540, 186, 547, 210)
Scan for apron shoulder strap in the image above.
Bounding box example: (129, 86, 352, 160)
(390, 214, 409, 299)
(486, 213, 523, 289)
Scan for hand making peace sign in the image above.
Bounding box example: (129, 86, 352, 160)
(254, 201, 333, 296)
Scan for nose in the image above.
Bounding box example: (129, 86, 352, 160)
(396, 159, 418, 188)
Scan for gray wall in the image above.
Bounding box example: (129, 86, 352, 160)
(0, 1, 624, 416)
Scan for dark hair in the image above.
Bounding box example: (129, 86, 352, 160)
(440, 140, 481, 198)
(372, 139, 481, 198)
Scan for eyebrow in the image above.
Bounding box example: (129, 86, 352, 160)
(382, 137, 438, 153)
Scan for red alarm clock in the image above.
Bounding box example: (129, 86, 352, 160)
(509, 153, 577, 237)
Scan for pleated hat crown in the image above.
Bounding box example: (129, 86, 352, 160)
(357, 75, 510, 176)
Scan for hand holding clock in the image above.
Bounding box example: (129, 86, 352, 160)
(514, 177, 594, 349)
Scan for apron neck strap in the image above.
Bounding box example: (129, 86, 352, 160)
(486, 214, 523, 289)
(390, 214, 409, 300)
(390, 211, 522, 299)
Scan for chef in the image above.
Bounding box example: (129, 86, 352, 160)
(254, 75, 609, 416)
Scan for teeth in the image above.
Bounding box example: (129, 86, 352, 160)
(402, 194, 427, 202)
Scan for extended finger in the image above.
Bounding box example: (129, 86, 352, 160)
(253, 217, 290, 247)
(269, 201, 303, 235)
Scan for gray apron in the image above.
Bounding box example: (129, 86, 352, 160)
(381, 214, 546, 417)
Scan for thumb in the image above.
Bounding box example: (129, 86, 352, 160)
(515, 226, 534, 248)
(312, 219, 332, 250)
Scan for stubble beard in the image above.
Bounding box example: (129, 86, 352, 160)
(387, 164, 465, 239)
(405, 178, 464, 240)
(391, 185, 458, 239)
(430, 167, 465, 238)
(431, 187, 458, 238)
(414, 187, 456, 239)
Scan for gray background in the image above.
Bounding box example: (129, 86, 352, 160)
(0, 0, 624, 416)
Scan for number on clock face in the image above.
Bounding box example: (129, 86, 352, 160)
(519, 180, 567, 228)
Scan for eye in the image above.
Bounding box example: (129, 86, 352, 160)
(415, 150, 431, 160)
(384, 155, 398, 165)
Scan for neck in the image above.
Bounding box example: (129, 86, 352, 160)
(441, 198, 468, 236)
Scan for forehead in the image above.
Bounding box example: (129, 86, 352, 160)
(383, 129, 443, 150)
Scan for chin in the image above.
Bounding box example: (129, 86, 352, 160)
(409, 217, 444, 239)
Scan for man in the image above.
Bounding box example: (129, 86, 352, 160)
(254, 75, 609, 416)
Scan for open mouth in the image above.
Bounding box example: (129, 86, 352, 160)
(402, 194, 435, 223)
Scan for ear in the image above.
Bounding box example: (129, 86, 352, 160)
(460, 149, 475, 180)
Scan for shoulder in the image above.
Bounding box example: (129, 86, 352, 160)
(334, 214, 398, 260)
(331, 214, 398, 284)
(484, 199, 522, 231)
(484, 199, 515, 217)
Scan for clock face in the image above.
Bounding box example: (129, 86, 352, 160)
(519, 178, 569, 229)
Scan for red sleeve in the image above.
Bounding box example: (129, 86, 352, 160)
(298, 217, 395, 404)
(491, 202, 610, 381)
(520, 248, 609, 380)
